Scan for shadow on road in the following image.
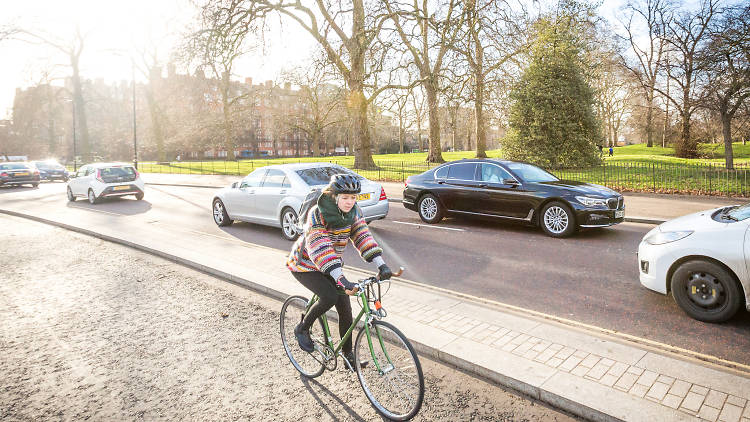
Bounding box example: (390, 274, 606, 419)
(67, 197, 153, 216)
(0, 185, 39, 194)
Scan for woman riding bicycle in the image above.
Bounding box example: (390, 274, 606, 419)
(286, 173, 393, 368)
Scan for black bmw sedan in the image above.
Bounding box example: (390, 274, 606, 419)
(403, 159, 624, 238)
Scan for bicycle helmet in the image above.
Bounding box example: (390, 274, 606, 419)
(328, 173, 361, 194)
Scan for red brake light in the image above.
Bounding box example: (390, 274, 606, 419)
(405, 176, 413, 188)
(0, 172, 7, 177)
(96, 169, 104, 182)
(379, 187, 387, 201)
(134, 170, 140, 179)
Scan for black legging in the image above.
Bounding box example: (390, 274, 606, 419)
(292, 271, 354, 353)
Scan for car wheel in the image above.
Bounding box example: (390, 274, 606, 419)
(540, 201, 576, 238)
(213, 198, 233, 227)
(88, 189, 98, 204)
(417, 193, 443, 224)
(67, 186, 76, 202)
(31, 183, 39, 188)
(670, 260, 742, 323)
(280, 207, 300, 241)
(62, 176, 69, 182)
(135, 192, 144, 200)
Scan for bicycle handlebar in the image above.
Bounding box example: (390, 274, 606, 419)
(355, 266, 404, 291)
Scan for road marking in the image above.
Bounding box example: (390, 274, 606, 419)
(392, 220, 466, 232)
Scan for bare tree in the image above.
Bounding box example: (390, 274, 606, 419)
(456, 0, 527, 158)
(22, 27, 93, 160)
(183, 1, 259, 160)
(409, 87, 428, 152)
(1, 22, 20, 42)
(383, 87, 413, 154)
(383, 0, 466, 163)
(654, 0, 719, 158)
(618, 0, 671, 148)
(282, 63, 346, 157)
(702, 4, 750, 169)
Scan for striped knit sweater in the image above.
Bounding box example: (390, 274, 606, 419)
(287, 204, 382, 276)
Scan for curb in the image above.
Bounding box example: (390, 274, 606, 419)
(2, 207, 626, 422)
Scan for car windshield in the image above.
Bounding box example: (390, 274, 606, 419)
(0, 163, 29, 170)
(101, 166, 136, 178)
(34, 161, 63, 169)
(505, 163, 559, 183)
(295, 166, 362, 186)
(724, 204, 750, 221)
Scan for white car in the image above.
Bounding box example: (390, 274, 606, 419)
(638, 204, 750, 322)
(211, 163, 389, 240)
(67, 163, 145, 204)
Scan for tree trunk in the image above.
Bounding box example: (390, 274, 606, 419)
(221, 77, 235, 160)
(721, 109, 734, 170)
(472, 11, 487, 159)
(71, 56, 91, 160)
(398, 120, 405, 154)
(425, 83, 444, 163)
(311, 130, 320, 157)
(349, 86, 376, 168)
(646, 91, 654, 147)
(145, 87, 166, 162)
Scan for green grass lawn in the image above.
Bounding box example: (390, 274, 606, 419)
(71, 142, 748, 196)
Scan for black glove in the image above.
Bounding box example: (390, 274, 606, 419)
(336, 275, 357, 291)
(378, 264, 393, 281)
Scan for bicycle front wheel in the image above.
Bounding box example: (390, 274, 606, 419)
(354, 320, 425, 421)
(280, 295, 325, 378)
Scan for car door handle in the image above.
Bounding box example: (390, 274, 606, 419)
(437, 180, 444, 184)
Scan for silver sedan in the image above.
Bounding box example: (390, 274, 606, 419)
(211, 163, 390, 240)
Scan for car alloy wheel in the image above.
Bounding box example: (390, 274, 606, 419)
(88, 189, 97, 204)
(417, 194, 443, 224)
(213, 199, 233, 227)
(281, 208, 300, 241)
(540, 201, 575, 238)
(67, 186, 76, 202)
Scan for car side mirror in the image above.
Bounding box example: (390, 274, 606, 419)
(503, 179, 519, 186)
(231, 182, 238, 189)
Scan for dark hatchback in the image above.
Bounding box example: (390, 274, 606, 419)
(31, 160, 69, 181)
(403, 159, 624, 238)
(0, 162, 40, 188)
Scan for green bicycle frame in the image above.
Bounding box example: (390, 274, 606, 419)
(305, 290, 394, 373)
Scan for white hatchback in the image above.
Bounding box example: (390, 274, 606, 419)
(638, 204, 750, 322)
(67, 163, 145, 204)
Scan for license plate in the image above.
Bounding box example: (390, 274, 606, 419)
(357, 193, 371, 201)
(15, 172, 29, 176)
(615, 210, 624, 218)
(113, 185, 130, 191)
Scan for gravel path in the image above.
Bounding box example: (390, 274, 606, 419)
(0, 214, 577, 421)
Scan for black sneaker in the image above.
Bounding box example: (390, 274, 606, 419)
(344, 351, 369, 371)
(294, 323, 314, 353)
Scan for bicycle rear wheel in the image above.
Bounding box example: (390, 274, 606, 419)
(354, 320, 424, 421)
(280, 295, 326, 378)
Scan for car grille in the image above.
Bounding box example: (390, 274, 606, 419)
(607, 197, 624, 210)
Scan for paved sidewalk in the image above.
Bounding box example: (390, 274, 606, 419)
(142, 172, 747, 224)
(2, 198, 749, 421)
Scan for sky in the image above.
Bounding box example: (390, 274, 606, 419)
(0, 0, 643, 121)
(0, 0, 316, 119)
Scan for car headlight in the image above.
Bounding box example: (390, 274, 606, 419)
(644, 230, 694, 245)
(575, 196, 607, 207)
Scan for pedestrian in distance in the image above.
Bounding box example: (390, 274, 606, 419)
(609, 146, 613, 157)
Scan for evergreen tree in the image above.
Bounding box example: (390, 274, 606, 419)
(503, 11, 602, 168)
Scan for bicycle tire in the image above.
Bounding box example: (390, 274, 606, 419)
(354, 320, 425, 421)
(280, 295, 326, 378)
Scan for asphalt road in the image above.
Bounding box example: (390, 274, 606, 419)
(3, 182, 749, 368)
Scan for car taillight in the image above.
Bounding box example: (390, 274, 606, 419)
(33, 169, 40, 175)
(96, 169, 104, 182)
(0, 172, 8, 177)
(405, 176, 413, 188)
(379, 187, 387, 201)
(134, 170, 140, 179)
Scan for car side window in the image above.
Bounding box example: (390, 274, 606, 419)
(447, 163, 477, 180)
(478, 164, 513, 183)
(241, 169, 266, 188)
(434, 166, 448, 179)
(86, 167, 96, 176)
(77, 167, 88, 177)
(261, 169, 286, 188)
(281, 175, 291, 188)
